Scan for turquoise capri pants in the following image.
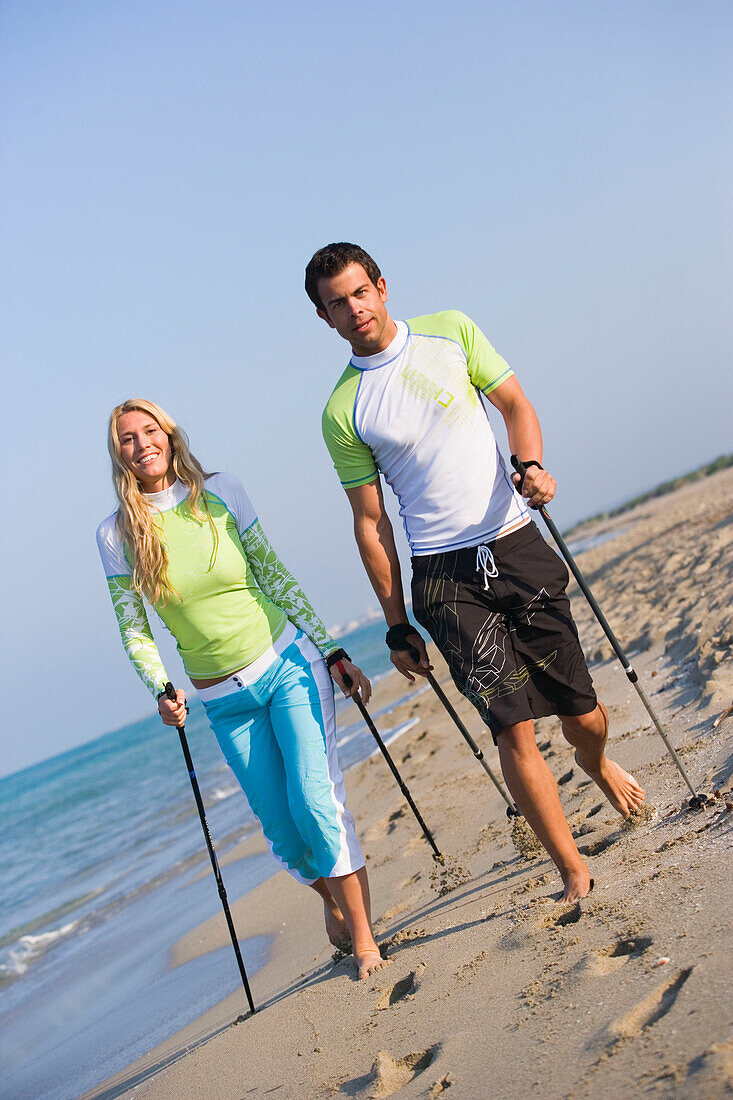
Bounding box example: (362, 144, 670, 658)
(199, 628, 364, 885)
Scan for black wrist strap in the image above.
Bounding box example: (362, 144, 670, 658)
(516, 459, 543, 490)
(325, 647, 351, 670)
(386, 623, 420, 652)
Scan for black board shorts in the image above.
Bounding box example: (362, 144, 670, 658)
(411, 521, 597, 742)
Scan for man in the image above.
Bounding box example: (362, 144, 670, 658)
(305, 242, 644, 902)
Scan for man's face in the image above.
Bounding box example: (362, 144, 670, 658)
(316, 263, 395, 356)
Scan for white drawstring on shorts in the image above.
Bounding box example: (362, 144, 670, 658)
(476, 544, 499, 590)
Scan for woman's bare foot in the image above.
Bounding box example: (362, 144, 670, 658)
(575, 752, 645, 818)
(323, 899, 350, 949)
(354, 945, 391, 980)
(559, 863, 594, 902)
(325, 867, 385, 976)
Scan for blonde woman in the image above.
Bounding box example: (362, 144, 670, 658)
(96, 399, 389, 980)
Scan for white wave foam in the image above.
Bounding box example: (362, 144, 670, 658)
(327, 606, 383, 637)
(0, 920, 81, 979)
(207, 784, 239, 803)
(336, 724, 368, 751)
(567, 527, 624, 556)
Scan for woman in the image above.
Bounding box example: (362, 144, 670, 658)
(96, 398, 388, 980)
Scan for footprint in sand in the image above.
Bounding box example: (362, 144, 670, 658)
(578, 933, 654, 976)
(607, 934, 654, 959)
(386, 807, 406, 834)
(575, 803, 638, 843)
(668, 1036, 733, 1095)
(377, 970, 417, 1009)
(553, 902, 583, 927)
(578, 833, 621, 857)
(500, 903, 562, 948)
(381, 926, 430, 955)
(365, 807, 408, 843)
(403, 832, 433, 856)
(603, 966, 693, 1050)
(375, 899, 415, 928)
(342, 1046, 437, 1097)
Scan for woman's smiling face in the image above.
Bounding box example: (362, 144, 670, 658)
(117, 410, 175, 492)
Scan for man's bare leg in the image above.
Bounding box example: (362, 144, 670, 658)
(559, 702, 645, 817)
(309, 878, 350, 947)
(326, 866, 391, 979)
(497, 719, 592, 902)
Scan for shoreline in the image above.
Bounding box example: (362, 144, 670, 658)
(86, 467, 733, 1099)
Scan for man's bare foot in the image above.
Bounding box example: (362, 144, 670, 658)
(354, 946, 391, 980)
(559, 864, 593, 903)
(575, 752, 645, 818)
(323, 899, 350, 949)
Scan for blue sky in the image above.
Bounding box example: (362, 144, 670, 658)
(2, 1, 731, 776)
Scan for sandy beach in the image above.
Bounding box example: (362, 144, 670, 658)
(86, 467, 733, 1100)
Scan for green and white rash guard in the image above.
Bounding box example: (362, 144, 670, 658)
(322, 310, 530, 555)
(96, 473, 339, 698)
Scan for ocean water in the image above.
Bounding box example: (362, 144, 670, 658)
(0, 617, 424, 1100)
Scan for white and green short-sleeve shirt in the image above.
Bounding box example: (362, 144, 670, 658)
(322, 310, 529, 554)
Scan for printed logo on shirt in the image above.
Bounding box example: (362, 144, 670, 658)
(398, 364, 465, 428)
(400, 364, 454, 406)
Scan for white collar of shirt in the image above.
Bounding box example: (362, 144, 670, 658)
(143, 478, 189, 511)
(350, 320, 408, 371)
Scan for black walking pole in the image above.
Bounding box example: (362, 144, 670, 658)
(338, 670, 443, 861)
(510, 457, 702, 803)
(386, 622, 521, 819)
(164, 682, 257, 1014)
(423, 665, 520, 819)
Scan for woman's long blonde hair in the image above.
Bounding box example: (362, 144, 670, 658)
(107, 398, 217, 605)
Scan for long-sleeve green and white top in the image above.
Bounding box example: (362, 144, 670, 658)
(96, 474, 339, 697)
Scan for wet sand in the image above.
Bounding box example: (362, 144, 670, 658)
(85, 467, 733, 1100)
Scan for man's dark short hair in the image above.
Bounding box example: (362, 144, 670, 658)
(305, 243, 382, 311)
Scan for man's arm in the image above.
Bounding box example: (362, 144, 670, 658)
(486, 375, 557, 507)
(345, 478, 432, 681)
